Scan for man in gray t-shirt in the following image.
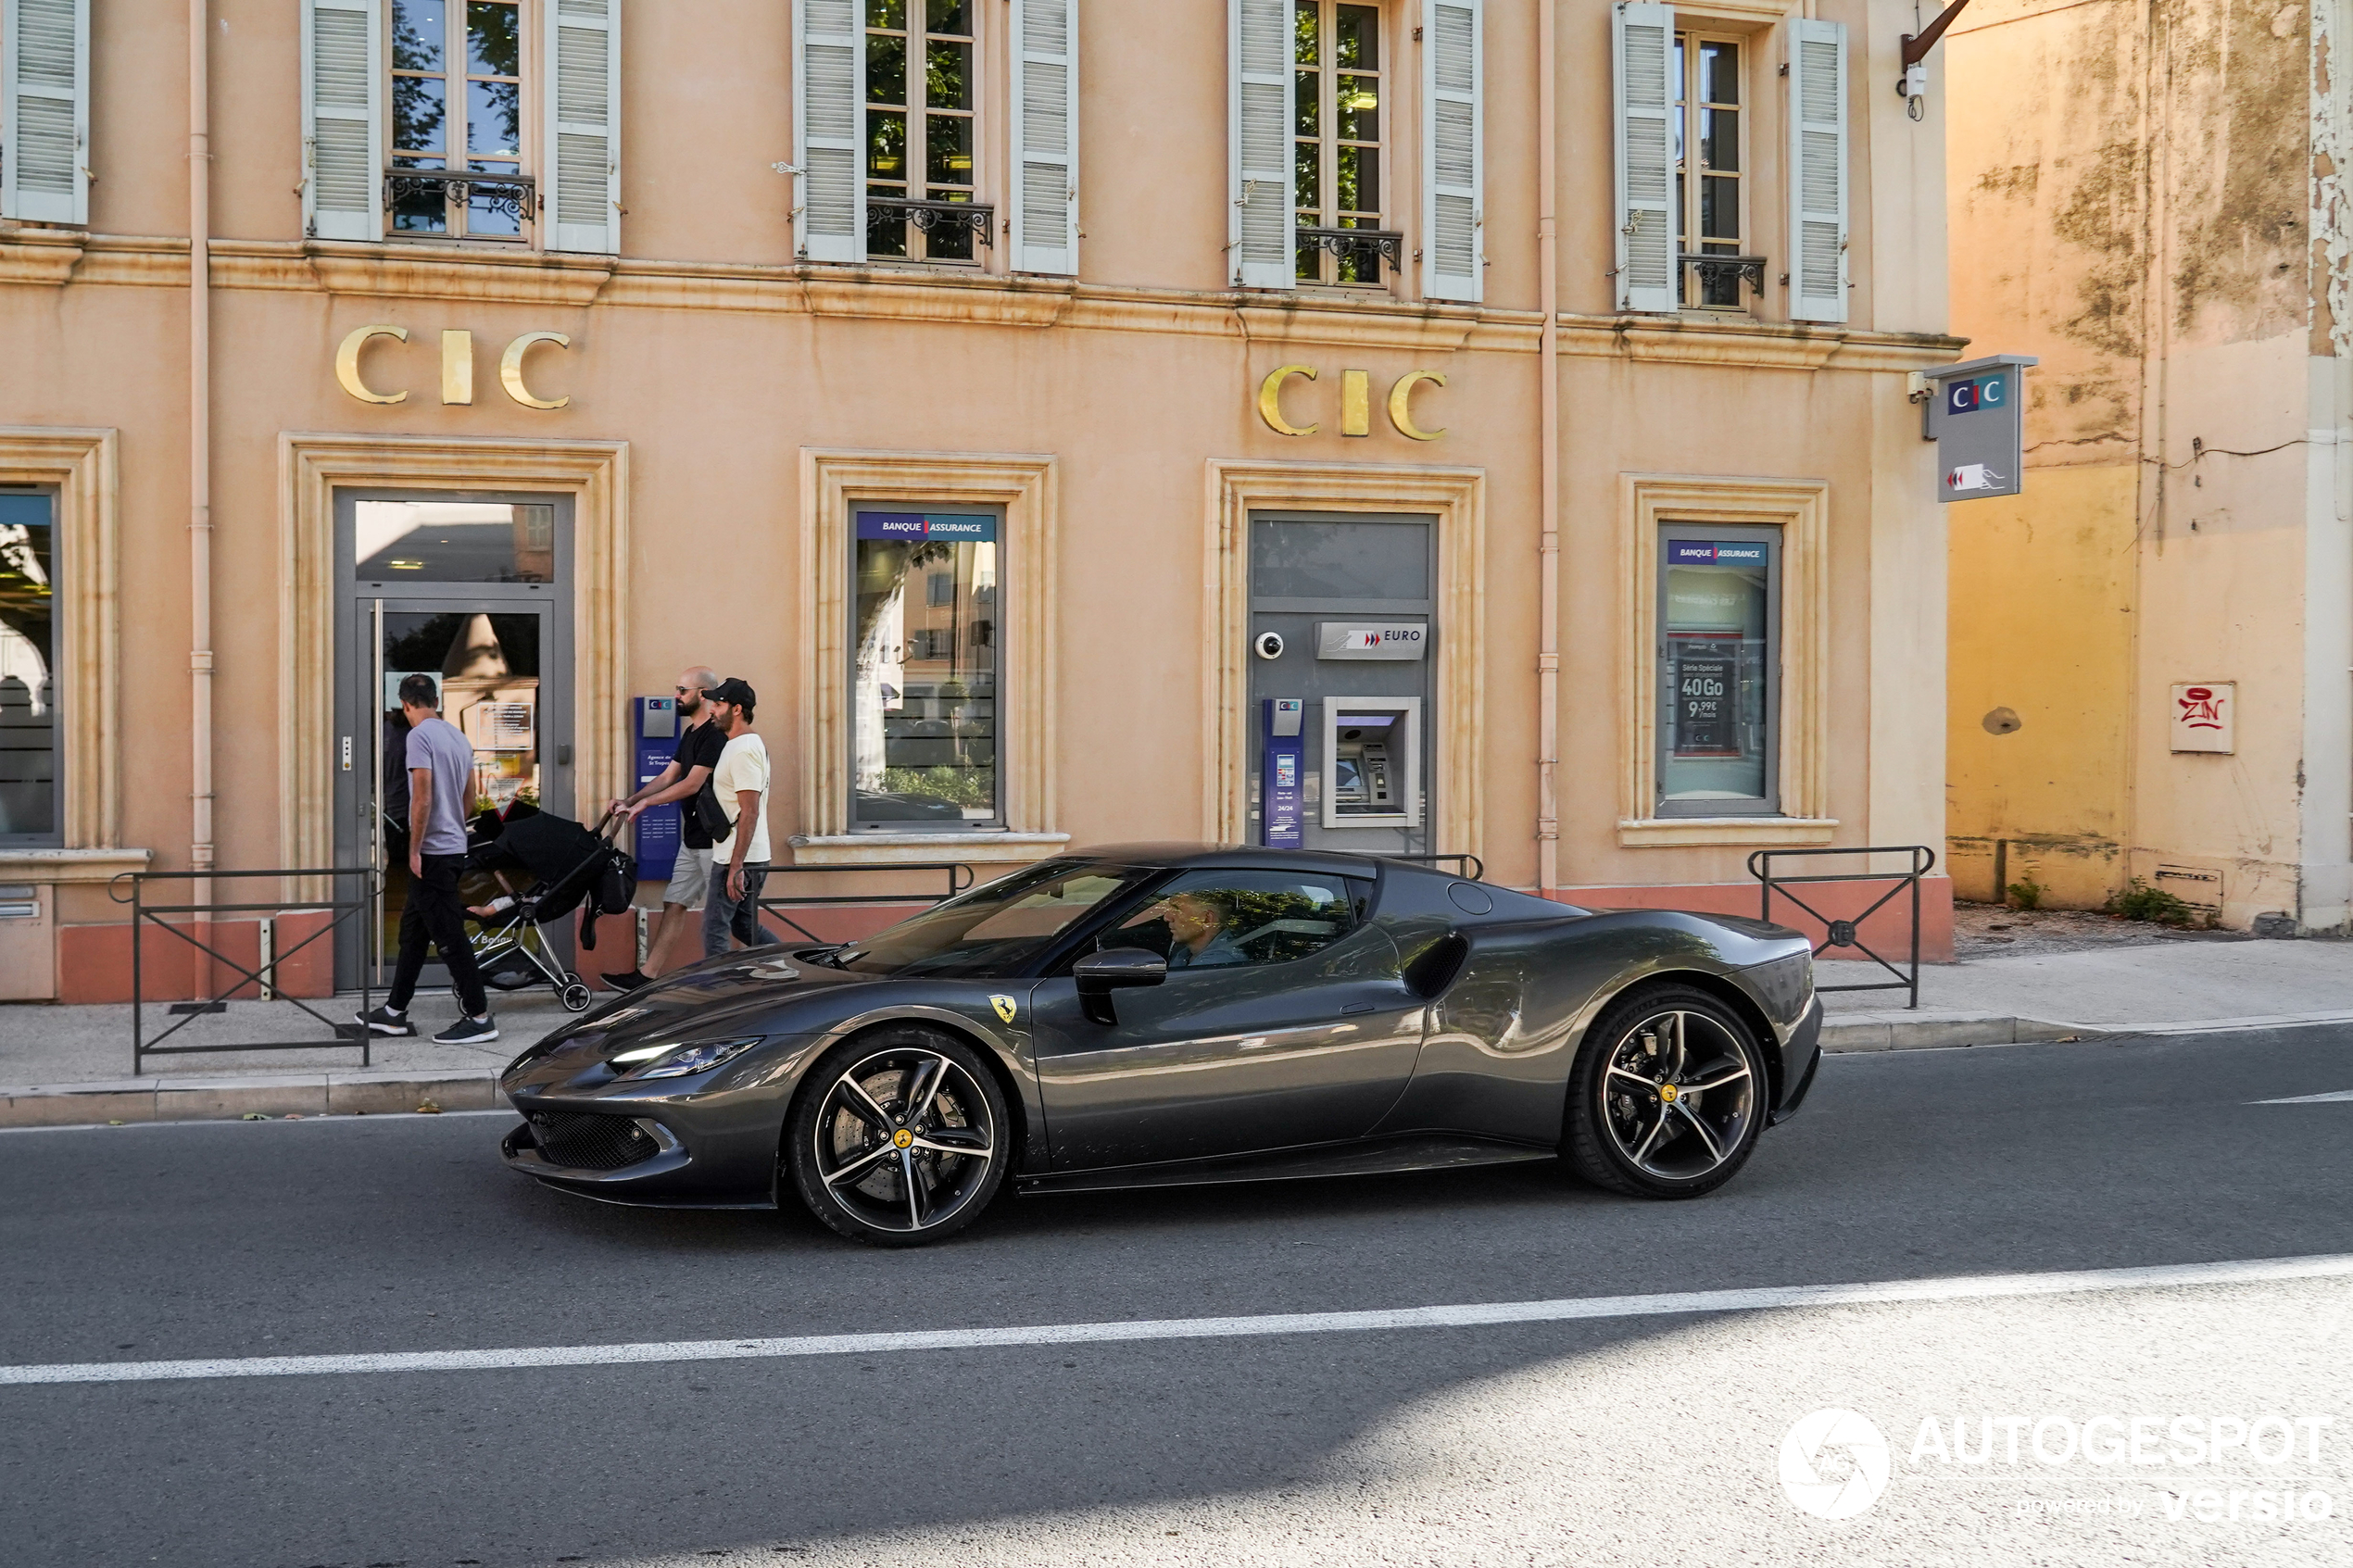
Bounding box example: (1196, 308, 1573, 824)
(356, 673, 497, 1045)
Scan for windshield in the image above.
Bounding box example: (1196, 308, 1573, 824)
(834, 860, 1154, 978)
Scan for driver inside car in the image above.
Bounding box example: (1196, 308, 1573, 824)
(1122, 890, 1248, 970)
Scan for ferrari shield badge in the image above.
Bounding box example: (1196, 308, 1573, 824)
(989, 995, 1018, 1023)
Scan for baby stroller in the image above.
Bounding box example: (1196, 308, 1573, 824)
(463, 805, 637, 1012)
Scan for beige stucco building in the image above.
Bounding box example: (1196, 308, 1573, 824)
(1945, 0, 2353, 933)
(0, 0, 1958, 1003)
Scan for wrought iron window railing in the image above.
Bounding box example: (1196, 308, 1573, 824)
(1298, 225, 1405, 277)
(1677, 252, 1768, 297)
(384, 168, 538, 225)
(865, 198, 995, 250)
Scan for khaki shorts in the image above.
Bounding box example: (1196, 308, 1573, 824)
(662, 846, 715, 910)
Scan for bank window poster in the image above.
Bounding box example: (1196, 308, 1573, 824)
(1659, 534, 1774, 809)
(850, 511, 1002, 829)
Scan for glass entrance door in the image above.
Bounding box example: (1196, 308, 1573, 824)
(333, 494, 573, 992)
(362, 602, 560, 986)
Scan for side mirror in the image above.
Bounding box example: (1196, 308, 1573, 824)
(1075, 947, 1168, 994)
(1073, 947, 1166, 1024)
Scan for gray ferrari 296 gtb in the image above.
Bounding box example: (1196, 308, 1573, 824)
(498, 846, 1823, 1246)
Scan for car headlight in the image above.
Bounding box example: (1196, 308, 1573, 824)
(610, 1036, 763, 1081)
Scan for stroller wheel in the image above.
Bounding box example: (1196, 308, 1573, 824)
(560, 982, 595, 1013)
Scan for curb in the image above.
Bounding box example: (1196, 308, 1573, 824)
(1820, 1012, 2089, 1053)
(0, 1068, 504, 1128)
(1820, 1007, 2353, 1053)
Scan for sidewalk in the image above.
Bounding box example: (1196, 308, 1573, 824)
(0, 988, 560, 1127)
(1820, 931, 2353, 1049)
(4, 928, 2347, 1126)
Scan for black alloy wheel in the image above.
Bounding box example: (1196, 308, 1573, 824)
(786, 1026, 1010, 1247)
(1563, 984, 1768, 1198)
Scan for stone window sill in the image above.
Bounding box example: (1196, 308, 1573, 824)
(1617, 818, 1838, 848)
(0, 847, 154, 884)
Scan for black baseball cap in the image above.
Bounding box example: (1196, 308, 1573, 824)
(708, 677, 757, 709)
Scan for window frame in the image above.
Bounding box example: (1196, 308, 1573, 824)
(1077, 867, 1373, 974)
(846, 501, 1009, 834)
(1652, 520, 1780, 819)
(0, 483, 59, 848)
(1292, 0, 1390, 287)
(386, 0, 536, 245)
(1616, 473, 1831, 847)
(865, 0, 984, 264)
(1672, 26, 1749, 310)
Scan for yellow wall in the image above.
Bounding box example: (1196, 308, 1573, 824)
(1944, 464, 2137, 907)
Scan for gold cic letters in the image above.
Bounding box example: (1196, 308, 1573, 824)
(1387, 370, 1447, 442)
(499, 331, 573, 409)
(333, 326, 573, 408)
(334, 324, 409, 405)
(1257, 364, 1319, 436)
(1254, 365, 1449, 440)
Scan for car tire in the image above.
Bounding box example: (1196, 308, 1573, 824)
(785, 1025, 1011, 1248)
(1562, 983, 1769, 1199)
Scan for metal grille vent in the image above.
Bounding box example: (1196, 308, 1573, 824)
(529, 1111, 659, 1172)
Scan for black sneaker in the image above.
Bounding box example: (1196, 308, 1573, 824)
(600, 969, 651, 991)
(434, 1014, 500, 1046)
(357, 1005, 417, 1037)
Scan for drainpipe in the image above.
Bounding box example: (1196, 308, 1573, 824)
(1535, 0, 1561, 895)
(189, 1, 213, 882)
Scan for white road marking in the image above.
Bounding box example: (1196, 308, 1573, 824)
(4, 1252, 2347, 1387)
(2249, 1088, 2353, 1104)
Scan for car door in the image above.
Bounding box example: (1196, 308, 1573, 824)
(1026, 870, 1425, 1171)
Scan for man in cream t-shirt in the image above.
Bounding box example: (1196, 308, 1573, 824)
(701, 677, 781, 955)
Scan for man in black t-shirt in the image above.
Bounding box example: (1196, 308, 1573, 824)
(599, 667, 726, 990)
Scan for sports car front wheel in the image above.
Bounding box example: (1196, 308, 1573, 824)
(1563, 984, 1768, 1199)
(785, 1027, 1011, 1247)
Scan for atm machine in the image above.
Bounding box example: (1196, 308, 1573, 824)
(1248, 514, 1437, 855)
(1251, 615, 1431, 853)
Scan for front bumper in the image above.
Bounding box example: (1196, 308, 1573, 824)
(501, 1111, 689, 1184)
(1769, 994, 1824, 1124)
(497, 1032, 826, 1207)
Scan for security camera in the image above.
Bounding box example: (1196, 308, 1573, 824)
(1253, 631, 1285, 660)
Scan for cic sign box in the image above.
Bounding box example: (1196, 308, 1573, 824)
(1922, 353, 2038, 502)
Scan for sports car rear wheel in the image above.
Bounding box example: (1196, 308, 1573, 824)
(1564, 985, 1767, 1198)
(786, 1027, 1010, 1247)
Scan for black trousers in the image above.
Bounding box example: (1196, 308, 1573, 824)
(388, 852, 489, 1017)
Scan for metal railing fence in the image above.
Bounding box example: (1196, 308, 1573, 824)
(754, 861, 977, 946)
(110, 867, 381, 1073)
(1746, 845, 1938, 1010)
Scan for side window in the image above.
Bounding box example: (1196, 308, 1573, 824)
(1109, 870, 1359, 971)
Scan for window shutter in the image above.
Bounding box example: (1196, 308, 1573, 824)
(1420, 0, 1481, 302)
(301, 0, 382, 242)
(795, 0, 863, 264)
(544, 0, 620, 254)
(1227, 0, 1293, 290)
(1787, 17, 1848, 323)
(1010, 0, 1079, 276)
(2, 0, 88, 225)
(1610, 2, 1675, 314)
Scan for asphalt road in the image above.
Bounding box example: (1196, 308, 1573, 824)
(4, 1026, 2350, 1568)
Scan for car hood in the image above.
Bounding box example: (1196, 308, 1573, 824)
(503, 948, 887, 1084)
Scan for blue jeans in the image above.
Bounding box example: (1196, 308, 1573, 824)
(702, 862, 781, 955)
